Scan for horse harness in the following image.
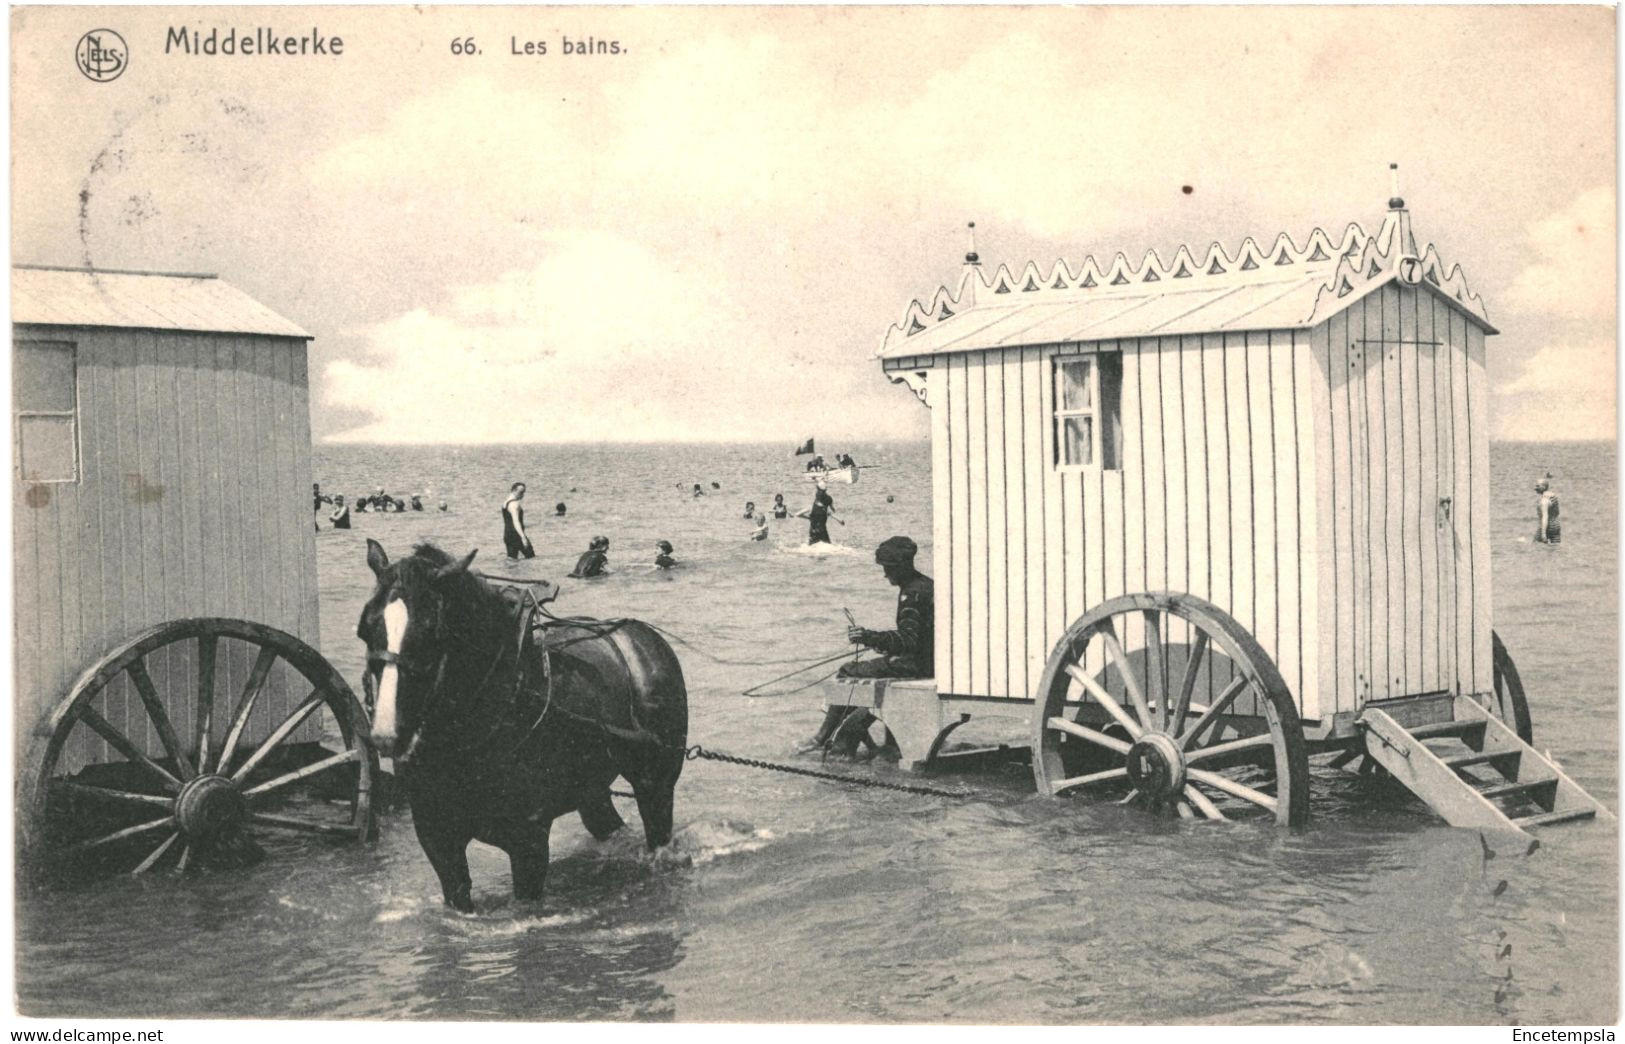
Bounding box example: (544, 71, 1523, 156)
(368, 578, 659, 770)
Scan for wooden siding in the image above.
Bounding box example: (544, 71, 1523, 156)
(926, 332, 1323, 718)
(13, 325, 322, 772)
(1309, 283, 1493, 717)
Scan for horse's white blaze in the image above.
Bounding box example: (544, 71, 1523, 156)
(373, 598, 409, 740)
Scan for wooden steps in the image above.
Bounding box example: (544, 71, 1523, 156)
(1358, 696, 1614, 839)
(1479, 778, 1557, 803)
(1515, 808, 1597, 829)
(1407, 719, 1485, 741)
(1439, 749, 1518, 770)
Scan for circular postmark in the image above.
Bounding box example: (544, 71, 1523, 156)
(75, 29, 127, 83)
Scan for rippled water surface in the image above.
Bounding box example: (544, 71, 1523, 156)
(16, 440, 1617, 1023)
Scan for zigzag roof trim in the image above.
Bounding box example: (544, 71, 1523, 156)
(879, 212, 1494, 361)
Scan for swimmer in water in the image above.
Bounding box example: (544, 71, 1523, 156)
(502, 482, 536, 560)
(772, 493, 789, 519)
(797, 487, 836, 545)
(570, 536, 609, 578)
(438, 500, 448, 512)
(744, 500, 756, 519)
(750, 513, 769, 542)
(655, 540, 677, 569)
(556, 502, 567, 517)
(1535, 477, 1562, 544)
(692, 483, 706, 498)
(410, 494, 423, 512)
(328, 495, 352, 530)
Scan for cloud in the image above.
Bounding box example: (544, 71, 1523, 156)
(324, 230, 732, 442)
(280, 13, 1616, 445)
(1503, 187, 1615, 318)
(321, 229, 926, 443)
(1493, 339, 1616, 441)
(306, 28, 1323, 247)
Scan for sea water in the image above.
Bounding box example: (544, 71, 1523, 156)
(15, 440, 1617, 1023)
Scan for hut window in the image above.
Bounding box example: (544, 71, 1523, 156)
(1053, 353, 1122, 469)
(14, 341, 78, 483)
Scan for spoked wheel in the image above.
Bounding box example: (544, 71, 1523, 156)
(1489, 631, 1533, 745)
(21, 618, 378, 880)
(1032, 593, 1310, 826)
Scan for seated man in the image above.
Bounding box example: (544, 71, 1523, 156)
(805, 535, 933, 756)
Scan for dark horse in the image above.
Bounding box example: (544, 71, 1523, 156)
(357, 540, 688, 911)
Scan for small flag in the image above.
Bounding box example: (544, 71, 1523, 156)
(793, 437, 815, 457)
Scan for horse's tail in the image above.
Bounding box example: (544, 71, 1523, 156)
(538, 617, 688, 849)
(607, 619, 688, 749)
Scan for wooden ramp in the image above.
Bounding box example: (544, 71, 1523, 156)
(1359, 696, 1615, 838)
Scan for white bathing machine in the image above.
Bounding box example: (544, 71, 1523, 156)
(13, 265, 377, 878)
(828, 196, 1610, 836)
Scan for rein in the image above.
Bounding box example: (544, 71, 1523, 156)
(372, 583, 565, 772)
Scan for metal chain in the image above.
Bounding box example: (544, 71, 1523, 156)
(494, 600, 968, 801)
(683, 744, 972, 799)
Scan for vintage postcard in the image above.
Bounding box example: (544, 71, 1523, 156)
(9, 4, 1617, 1030)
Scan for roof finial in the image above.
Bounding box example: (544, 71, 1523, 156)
(1388, 162, 1405, 211)
(965, 221, 980, 266)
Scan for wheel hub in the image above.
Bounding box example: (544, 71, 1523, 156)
(1125, 732, 1186, 799)
(175, 774, 247, 839)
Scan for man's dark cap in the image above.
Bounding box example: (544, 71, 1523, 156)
(875, 536, 918, 564)
(657, 540, 674, 553)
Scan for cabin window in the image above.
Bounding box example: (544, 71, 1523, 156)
(14, 341, 79, 483)
(1053, 353, 1122, 470)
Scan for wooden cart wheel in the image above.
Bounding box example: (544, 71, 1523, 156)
(1490, 630, 1534, 745)
(20, 618, 378, 880)
(1032, 593, 1310, 826)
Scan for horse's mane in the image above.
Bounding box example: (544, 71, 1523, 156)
(398, 543, 510, 629)
(409, 542, 457, 569)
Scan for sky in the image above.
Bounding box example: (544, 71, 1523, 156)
(10, 5, 1617, 443)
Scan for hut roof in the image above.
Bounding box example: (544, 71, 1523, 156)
(12, 265, 310, 339)
(878, 209, 1494, 361)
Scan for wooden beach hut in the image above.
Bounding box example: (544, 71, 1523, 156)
(14, 265, 376, 875)
(825, 187, 1610, 835)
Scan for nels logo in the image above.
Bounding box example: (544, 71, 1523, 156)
(75, 29, 127, 83)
